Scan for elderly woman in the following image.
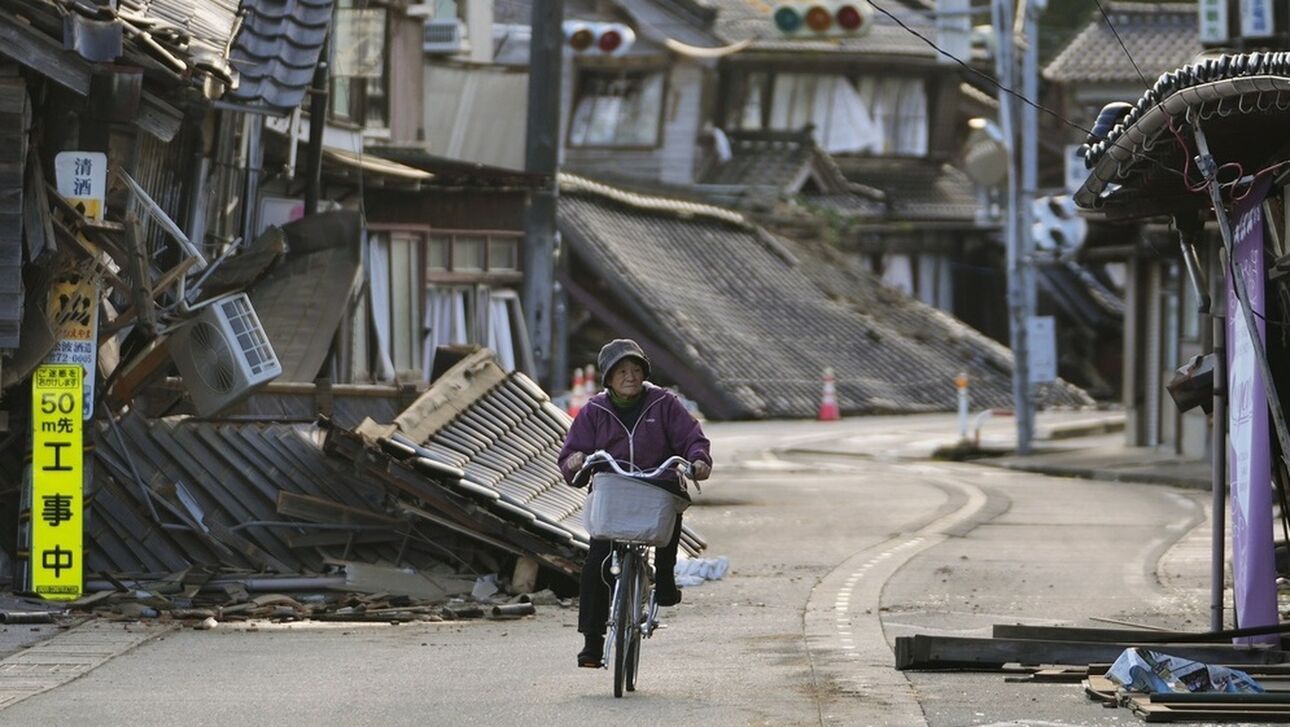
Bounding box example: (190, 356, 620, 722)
(559, 339, 712, 668)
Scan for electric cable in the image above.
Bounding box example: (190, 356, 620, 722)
(1090, 0, 1151, 89)
(863, 0, 1186, 181)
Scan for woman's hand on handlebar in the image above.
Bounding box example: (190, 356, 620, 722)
(562, 451, 587, 476)
(690, 460, 711, 481)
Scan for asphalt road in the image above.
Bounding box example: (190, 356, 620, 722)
(0, 417, 1213, 726)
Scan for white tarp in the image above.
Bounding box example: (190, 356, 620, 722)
(767, 74, 882, 154)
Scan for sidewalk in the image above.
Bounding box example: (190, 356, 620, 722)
(778, 409, 1211, 490)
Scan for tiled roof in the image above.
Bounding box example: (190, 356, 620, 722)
(92, 413, 403, 575)
(227, 0, 334, 111)
(834, 158, 980, 222)
(117, 0, 244, 77)
(1044, 3, 1200, 84)
(702, 129, 815, 188)
(558, 177, 1090, 418)
(709, 0, 941, 57)
(355, 350, 707, 558)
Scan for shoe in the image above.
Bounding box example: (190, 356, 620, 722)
(577, 635, 604, 668)
(656, 582, 682, 607)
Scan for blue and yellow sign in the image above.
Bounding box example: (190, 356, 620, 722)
(30, 364, 83, 600)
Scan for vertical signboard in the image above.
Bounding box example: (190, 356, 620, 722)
(1026, 316, 1057, 384)
(30, 365, 83, 600)
(1240, 0, 1272, 38)
(50, 151, 106, 419)
(1198, 0, 1228, 43)
(1227, 178, 1277, 644)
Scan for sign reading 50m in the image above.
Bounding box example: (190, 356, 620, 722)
(30, 364, 83, 600)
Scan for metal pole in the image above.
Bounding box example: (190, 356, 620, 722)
(304, 32, 330, 216)
(994, 0, 1032, 454)
(1210, 242, 1227, 632)
(522, 0, 564, 388)
(1017, 0, 1041, 454)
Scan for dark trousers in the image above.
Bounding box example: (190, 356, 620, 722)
(579, 513, 683, 636)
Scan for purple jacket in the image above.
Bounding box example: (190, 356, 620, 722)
(559, 384, 712, 487)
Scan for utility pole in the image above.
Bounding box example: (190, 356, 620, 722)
(523, 0, 563, 387)
(994, 0, 1034, 454)
(1016, 0, 1042, 454)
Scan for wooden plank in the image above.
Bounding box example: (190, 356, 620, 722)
(99, 257, 197, 341)
(275, 491, 403, 528)
(1130, 700, 1290, 722)
(286, 530, 401, 549)
(995, 621, 1290, 644)
(0, 10, 91, 95)
(894, 635, 1285, 671)
(394, 348, 507, 443)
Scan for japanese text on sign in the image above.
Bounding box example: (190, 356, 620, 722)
(30, 365, 83, 600)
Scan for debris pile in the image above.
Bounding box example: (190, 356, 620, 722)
(33, 348, 704, 621)
(897, 621, 1290, 723)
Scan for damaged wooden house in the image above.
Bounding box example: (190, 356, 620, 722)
(0, 1, 659, 614)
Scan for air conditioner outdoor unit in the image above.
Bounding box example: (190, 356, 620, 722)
(169, 293, 281, 416)
(424, 18, 467, 54)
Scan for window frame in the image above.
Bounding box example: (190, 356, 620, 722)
(329, 0, 390, 130)
(725, 68, 930, 158)
(566, 64, 669, 151)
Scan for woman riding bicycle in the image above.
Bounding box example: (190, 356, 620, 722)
(559, 339, 712, 668)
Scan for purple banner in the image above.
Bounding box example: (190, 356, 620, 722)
(1227, 177, 1277, 644)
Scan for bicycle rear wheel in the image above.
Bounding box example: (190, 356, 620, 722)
(625, 557, 645, 691)
(613, 552, 634, 698)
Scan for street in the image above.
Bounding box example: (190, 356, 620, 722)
(0, 418, 1210, 726)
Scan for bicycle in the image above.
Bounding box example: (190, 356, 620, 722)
(578, 450, 696, 698)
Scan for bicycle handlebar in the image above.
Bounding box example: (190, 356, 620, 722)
(579, 450, 693, 479)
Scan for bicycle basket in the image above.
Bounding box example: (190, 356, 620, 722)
(584, 473, 689, 545)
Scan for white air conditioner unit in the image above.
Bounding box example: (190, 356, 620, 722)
(169, 293, 282, 416)
(424, 18, 467, 54)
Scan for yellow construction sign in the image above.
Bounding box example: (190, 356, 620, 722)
(30, 364, 83, 600)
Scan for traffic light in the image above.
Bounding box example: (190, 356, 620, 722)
(772, 2, 873, 37)
(562, 21, 636, 55)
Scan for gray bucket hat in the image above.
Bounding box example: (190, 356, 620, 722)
(597, 339, 651, 388)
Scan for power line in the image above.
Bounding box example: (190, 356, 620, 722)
(1089, 0, 1151, 88)
(864, 0, 1186, 181)
(864, 0, 1093, 138)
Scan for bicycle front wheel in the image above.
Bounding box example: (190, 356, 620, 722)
(625, 555, 646, 692)
(613, 552, 634, 698)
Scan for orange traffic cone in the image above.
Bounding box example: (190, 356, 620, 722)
(569, 368, 585, 417)
(818, 367, 840, 421)
(583, 364, 597, 398)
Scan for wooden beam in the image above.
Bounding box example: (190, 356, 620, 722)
(993, 622, 1290, 644)
(275, 491, 404, 528)
(0, 9, 91, 95)
(894, 635, 1284, 670)
(99, 257, 196, 342)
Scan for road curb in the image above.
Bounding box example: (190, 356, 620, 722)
(977, 459, 1211, 490)
(0, 619, 175, 712)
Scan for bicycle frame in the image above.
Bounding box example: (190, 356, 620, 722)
(578, 450, 689, 696)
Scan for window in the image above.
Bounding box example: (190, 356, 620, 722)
(728, 72, 928, 157)
(855, 76, 928, 156)
(388, 232, 424, 374)
(330, 1, 388, 128)
(427, 232, 522, 280)
(568, 68, 665, 147)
